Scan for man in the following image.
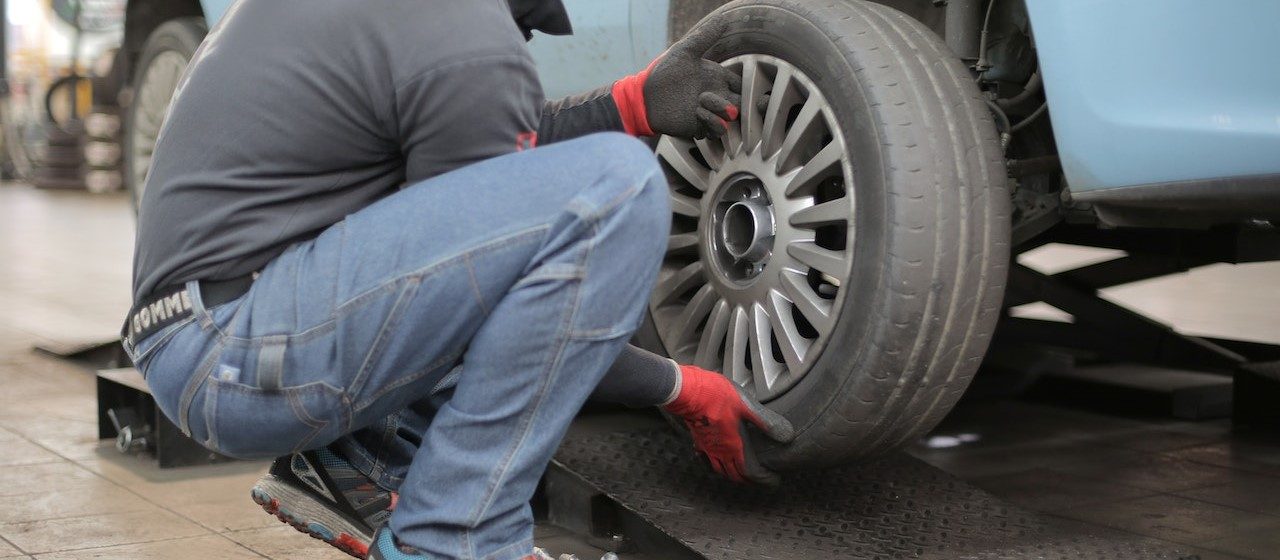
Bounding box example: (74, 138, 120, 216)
(122, 1, 793, 559)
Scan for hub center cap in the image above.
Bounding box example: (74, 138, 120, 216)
(710, 175, 775, 284)
(722, 199, 775, 261)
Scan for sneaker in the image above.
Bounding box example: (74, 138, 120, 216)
(251, 448, 397, 559)
(367, 528, 423, 560)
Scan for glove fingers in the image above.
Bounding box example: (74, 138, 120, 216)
(719, 456, 747, 483)
(732, 457, 747, 483)
(724, 69, 743, 94)
(696, 107, 728, 139)
(734, 385, 796, 443)
(738, 424, 784, 486)
(756, 93, 772, 116)
(699, 91, 740, 122)
(734, 455, 780, 486)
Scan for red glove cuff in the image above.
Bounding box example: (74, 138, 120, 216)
(612, 68, 655, 137)
(664, 365, 747, 419)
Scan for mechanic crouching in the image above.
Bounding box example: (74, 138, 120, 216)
(121, 1, 792, 559)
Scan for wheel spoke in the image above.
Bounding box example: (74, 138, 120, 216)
(779, 270, 834, 335)
(667, 232, 699, 255)
(652, 261, 704, 306)
(724, 306, 751, 385)
(657, 137, 711, 191)
(669, 192, 701, 218)
(774, 96, 823, 173)
(787, 241, 850, 279)
(720, 115, 744, 157)
(767, 288, 810, 374)
(784, 141, 843, 197)
(789, 197, 851, 228)
(695, 299, 732, 369)
(740, 57, 767, 153)
(748, 303, 781, 391)
(694, 137, 724, 170)
(759, 65, 794, 158)
(672, 285, 719, 350)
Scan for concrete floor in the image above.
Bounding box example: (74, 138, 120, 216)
(1, 183, 1280, 559)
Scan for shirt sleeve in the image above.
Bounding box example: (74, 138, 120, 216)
(537, 85, 629, 145)
(395, 52, 544, 183)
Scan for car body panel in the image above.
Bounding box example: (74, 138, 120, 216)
(1025, 0, 1280, 193)
(199, 0, 233, 25)
(527, 0, 670, 98)
(198, 0, 1280, 199)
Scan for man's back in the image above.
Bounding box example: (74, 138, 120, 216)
(132, 0, 543, 300)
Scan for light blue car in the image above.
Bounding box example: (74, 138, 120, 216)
(116, 0, 1280, 466)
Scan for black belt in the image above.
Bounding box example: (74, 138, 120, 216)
(122, 275, 254, 348)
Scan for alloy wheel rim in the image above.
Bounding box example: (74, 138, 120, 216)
(650, 54, 856, 401)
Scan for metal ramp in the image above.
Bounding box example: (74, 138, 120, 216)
(547, 421, 1199, 560)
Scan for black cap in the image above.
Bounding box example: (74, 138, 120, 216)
(507, 0, 573, 40)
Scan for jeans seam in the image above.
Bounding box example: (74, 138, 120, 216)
(568, 180, 644, 225)
(223, 319, 337, 346)
(465, 222, 594, 532)
(349, 276, 422, 398)
(203, 366, 220, 450)
(176, 346, 222, 437)
(217, 228, 546, 347)
(286, 386, 328, 453)
(371, 411, 398, 484)
(352, 347, 466, 411)
(333, 226, 547, 320)
(464, 253, 490, 316)
(129, 316, 197, 368)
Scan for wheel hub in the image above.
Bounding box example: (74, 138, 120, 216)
(711, 175, 776, 282)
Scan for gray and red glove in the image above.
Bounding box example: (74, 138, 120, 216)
(664, 365, 795, 484)
(612, 21, 742, 139)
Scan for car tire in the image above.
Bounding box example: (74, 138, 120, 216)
(124, 17, 207, 212)
(647, 0, 1010, 468)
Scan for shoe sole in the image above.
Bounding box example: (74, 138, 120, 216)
(251, 474, 372, 559)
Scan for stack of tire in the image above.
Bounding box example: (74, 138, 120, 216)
(31, 55, 127, 192)
(83, 109, 124, 193)
(31, 119, 87, 190)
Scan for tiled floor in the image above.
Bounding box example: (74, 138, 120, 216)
(2, 182, 1280, 559)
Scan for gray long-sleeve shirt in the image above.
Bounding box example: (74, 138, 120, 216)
(132, 0, 627, 301)
(132, 0, 683, 409)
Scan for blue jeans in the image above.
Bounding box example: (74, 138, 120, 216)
(125, 133, 669, 560)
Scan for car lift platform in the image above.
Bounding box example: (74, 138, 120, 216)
(544, 416, 1197, 560)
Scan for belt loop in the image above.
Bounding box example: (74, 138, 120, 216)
(257, 335, 288, 391)
(186, 280, 213, 329)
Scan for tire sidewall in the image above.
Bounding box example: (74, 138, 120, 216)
(124, 18, 207, 213)
(701, 3, 898, 465)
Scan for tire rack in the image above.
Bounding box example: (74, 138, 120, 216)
(989, 222, 1280, 426)
(31, 120, 88, 190)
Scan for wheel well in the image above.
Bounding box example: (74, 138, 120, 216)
(119, 0, 205, 86)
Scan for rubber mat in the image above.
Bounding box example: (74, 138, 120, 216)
(554, 428, 1201, 560)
